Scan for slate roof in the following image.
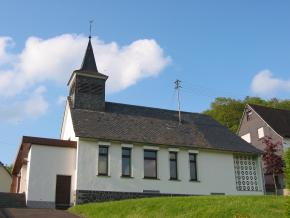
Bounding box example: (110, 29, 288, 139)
(249, 104, 290, 137)
(80, 38, 98, 72)
(67, 38, 108, 85)
(78, 38, 108, 78)
(69, 100, 261, 154)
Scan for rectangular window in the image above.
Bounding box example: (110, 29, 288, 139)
(144, 150, 157, 179)
(98, 146, 108, 175)
(258, 127, 264, 139)
(169, 152, 178, 180)
(122, 147, 131, 177)
(189, 153, 197, 181)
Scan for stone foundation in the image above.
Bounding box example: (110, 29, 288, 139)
(76, 190, 189, 204)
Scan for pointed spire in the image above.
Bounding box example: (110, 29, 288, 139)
(80, 38, 99, 72)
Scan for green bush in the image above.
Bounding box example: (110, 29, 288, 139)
(284, 148, 290, 189)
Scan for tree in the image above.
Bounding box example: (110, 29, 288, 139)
(262, 136, 284, 195)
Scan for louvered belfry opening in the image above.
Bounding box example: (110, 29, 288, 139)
(77, 78, 104, 95)
(73, 74, 106, 111)
(68, 37, 108, 111)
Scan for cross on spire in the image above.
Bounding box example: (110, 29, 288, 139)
(89, 20, 94, 39)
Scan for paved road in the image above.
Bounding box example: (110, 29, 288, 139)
(0, 208, 80, 218)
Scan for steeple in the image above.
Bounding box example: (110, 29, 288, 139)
(80, 38, 99, 73)
(67, 37, 108, 111)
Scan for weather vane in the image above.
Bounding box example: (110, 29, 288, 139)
(89, 20, 94, 38)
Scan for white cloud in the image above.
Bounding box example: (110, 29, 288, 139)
(0, 86, 49, 123)
(0, 34, 170, 122)
(0, 34, 170, 97)
(251, 70, 290, 96)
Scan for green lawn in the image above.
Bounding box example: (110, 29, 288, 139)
(69, 196, 289, 218)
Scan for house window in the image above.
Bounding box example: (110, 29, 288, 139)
(98, 146, 108, 175)
(122, 147, 131, 177)
(258, 127, 264, 139)
(241, 133, 251, 143)
(234, 155, 259, 191)
(144, 150, 157, 179)
(189, 153, 197, 181)
(169, 152, 178, 180)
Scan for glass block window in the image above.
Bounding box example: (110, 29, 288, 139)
(234, 155, 259, 191)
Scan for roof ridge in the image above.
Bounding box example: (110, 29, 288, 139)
(105, 101, 203, 115)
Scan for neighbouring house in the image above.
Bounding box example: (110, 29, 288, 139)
(11, 38, 264, 209)
(238, 104, 290, 194)
(0, 161, 12, 192)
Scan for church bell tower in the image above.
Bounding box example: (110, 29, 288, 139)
(67, 37, 108, 111)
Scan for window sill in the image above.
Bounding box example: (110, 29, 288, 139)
(169, 179, 181, 182)
(143, 177, 160, 180)
(97, 174, 111, 177)
(189, 180, 200, 183)
(121, 175, 134, 179)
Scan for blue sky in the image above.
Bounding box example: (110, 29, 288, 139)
(1, 0, 290, 164)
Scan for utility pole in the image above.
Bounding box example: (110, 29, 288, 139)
(175, 79, 182, 125)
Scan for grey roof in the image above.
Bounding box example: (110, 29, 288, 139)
(81, 38, 98, 73)
(78, 38, 108, 78)
(69, 100, 261, 154)
(67, 39, 108, 86)
(249, 104, 290, 137)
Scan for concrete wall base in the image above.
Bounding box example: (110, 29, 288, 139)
(27, 201, 55, 208)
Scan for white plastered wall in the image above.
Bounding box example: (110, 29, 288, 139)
(0, 166, 12, 192)
(60, 101, 79, 197)
(61, 102, 77, 141)
(25, 150, 31, 197)
(26, 144, 76, 207)
(76, 139, 264, 195)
